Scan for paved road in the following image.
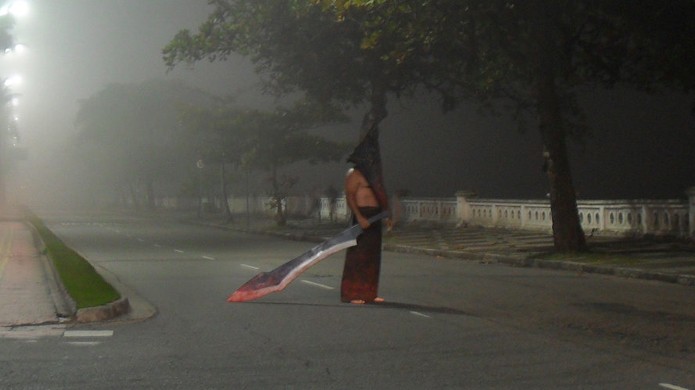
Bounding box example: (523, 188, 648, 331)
(1, 214, 694, 389)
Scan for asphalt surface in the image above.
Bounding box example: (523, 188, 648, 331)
(0, 209, 694, 327)
(233, 216, 695, 286)
(6, 216, 695, 389)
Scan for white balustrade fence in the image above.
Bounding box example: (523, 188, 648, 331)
(458, 197, 690, 237)
(157, 186, 695, 238)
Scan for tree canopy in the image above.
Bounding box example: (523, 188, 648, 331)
(0, 13, 16, 205)
(178, 97, 349, 222)
(164, 0, 695, 251)
(74, 79, 212, 210)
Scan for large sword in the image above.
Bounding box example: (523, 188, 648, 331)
(228, 211, 390, 302)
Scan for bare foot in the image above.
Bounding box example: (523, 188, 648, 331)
(373, 297, 385, 303)
(350, 299, 366, 304)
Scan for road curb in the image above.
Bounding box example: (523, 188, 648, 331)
(27, 222, 77, 320)
(75, 297, 130, 323)
(376, 241, 695, 288)
(676, 274, 695, 286)
(192, 220, 695, 288)
(29, 221, 156, 324)
(90, 263, 158, 324)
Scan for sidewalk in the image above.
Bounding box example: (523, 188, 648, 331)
(212, 215, 695, 287)
(0, 208, 67, 328)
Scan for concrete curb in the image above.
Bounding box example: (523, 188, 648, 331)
(76, 297, 130, 323)
(28, 221, 157, 324)
(382, 236, 692, 286)
(190, 219, 695, 288)
(27, 222, 77, 320)
(90, 263, 158, 324)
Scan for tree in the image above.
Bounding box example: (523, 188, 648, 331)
(0, 13, 13, 50)
(163, 1, 434, 136)
(231, 101, 349, 225)
(298, 0, 695, 250)
(163, 0, 462, 231)
(177, 100, 251, 219)
(164, 1, 695, 251)
(0, 13, 15, 205)
(408, 0, 695, 251)
(74, 79, 212, 210)
(179, 98, 349, 224)
(0, 84, 14, 205)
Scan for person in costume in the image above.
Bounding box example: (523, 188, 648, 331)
(341, 127, 391, 304)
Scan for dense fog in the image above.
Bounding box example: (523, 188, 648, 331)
(4, 0, 694, 212)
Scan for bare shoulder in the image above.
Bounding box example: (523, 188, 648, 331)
(346, 168, 367, 185)
(345, 168, 367, 192)
(346, 168, 365, 181)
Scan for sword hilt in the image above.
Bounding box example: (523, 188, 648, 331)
(367, 210, 390, 225)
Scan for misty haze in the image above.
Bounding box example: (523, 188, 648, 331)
(1, 3, 695, 389)
(0, 0, 691, 212)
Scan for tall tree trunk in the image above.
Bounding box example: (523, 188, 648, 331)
(145, 178, 156, 211)
(534, 2, 586, 252)
(220, 161, 232, 222)
(197, 166, 203, 218)
(128, 182, 140, 212)
(117, 184, 126, 209)
(271, 164, 285, 226)
(537, 93, 586, 252)
(360, 80, 388, 137)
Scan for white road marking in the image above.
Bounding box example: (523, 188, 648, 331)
(174, 249, 184, 253)
(153, 244, 161, 248)
(63, 330, 114, 338)
(66, 341, 102, 346)
(659, 384, 690, 390)
(300, 280, 334, 290)
(137, 238, 145, 242)
(0, 325, 65, 339)
(202, 256, 216, 261)
(410, 311, 431, 319)
(241, 264, 259, 270)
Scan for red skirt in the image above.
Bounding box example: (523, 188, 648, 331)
(341, 207, 382, 302)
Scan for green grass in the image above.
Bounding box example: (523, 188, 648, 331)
(27, 213, 121, 309)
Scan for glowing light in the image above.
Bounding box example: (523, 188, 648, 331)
(4, 74, 22, 87)
(0, 1, 29, 17)
(4, 43, 26, 55)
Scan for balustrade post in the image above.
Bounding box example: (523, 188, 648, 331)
(687, 187, 695, 237)
(456, 191, 476, 226)
(641, 205, 649, 234)
(520, 205, 527, 228)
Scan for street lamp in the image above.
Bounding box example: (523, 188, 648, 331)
(0, 1, 29, 17)
(3, 73, 20, 87)
(0, 0, 28, 205)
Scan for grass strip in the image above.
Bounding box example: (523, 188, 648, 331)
(27, 212, 121, 309)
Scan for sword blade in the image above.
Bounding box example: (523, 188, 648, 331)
(228, 211, 389, 302)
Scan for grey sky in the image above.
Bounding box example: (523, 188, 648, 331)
(5, 1, 694, 204)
